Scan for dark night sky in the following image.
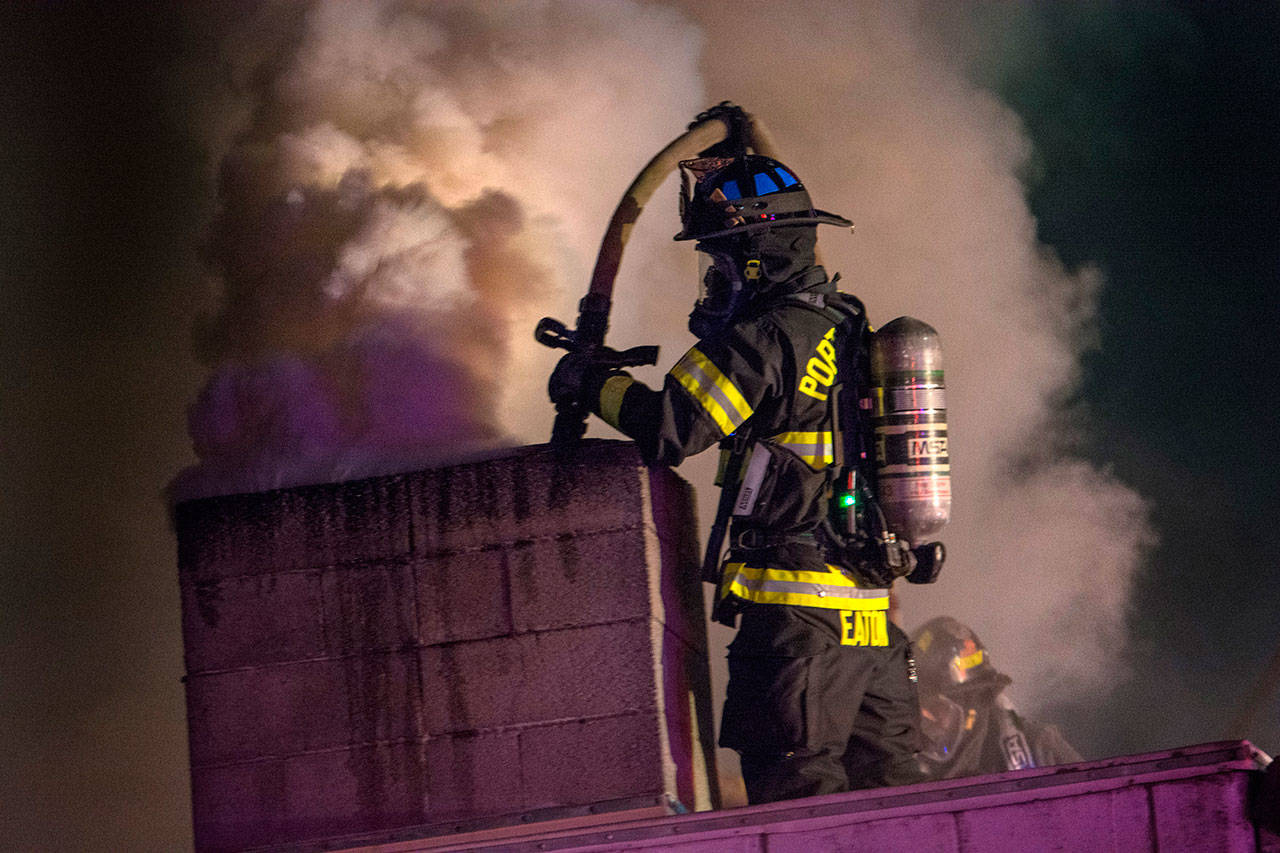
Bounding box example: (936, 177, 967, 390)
(1, 3, 207, 846)
(965, 1, 1280, 758)
(2, 2, 1279, 849)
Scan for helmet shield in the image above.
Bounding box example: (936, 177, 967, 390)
(688, 242, 752, 339)
(675, 154, 851, 241)
(696, 248, 739, 314)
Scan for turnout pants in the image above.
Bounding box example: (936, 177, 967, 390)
(720, 612, 924, 804)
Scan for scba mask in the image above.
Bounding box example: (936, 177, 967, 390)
(919, 692, 969, 763)
(689, 244, 760, 339)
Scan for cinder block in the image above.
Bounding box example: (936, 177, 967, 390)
(419, 620, 657, 735)
(319, 561, 418, 655)
(175, 475, 412, 582)
(1106, 784, 1170, 851)
(181, 562, 417, 674)
(958, 785, 1170, 851)
(648, 465, 703, 571)
(519, 712, 665, 809)
(279, 741, 431, 846)
(508, 528, 653, 633)
(181, 570, 326, 674)
(190, 757, 288, 851)
(416, 548, 512, 646)
(186, 652, 424, 767)
(648, 468, 708, 654)
(423, 730, 523, 821)
(407, 442, 648, 553)
(191, 740, 430, 851)
(418, 635, 526, 737)
(178, 441, 718, 847)
(519, 620, 659, 724)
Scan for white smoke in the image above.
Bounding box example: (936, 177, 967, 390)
(172, 0, 705, 500)
(669, 0, 1153, 711)
(176, 0, 1151, 731)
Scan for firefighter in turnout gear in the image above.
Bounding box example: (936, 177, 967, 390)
(549, 154, 927, 803)
(911, 617, 1083, 780)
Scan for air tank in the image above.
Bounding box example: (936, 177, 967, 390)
(870, 316, 950, 543)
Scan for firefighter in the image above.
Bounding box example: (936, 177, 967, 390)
(549, 154, 925, 803)
(911, 616, 1083, 779)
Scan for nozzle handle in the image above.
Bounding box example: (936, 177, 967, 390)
(601, 345, 659, 369)
(536, 316, 576, 352)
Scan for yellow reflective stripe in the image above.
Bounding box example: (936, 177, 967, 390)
(670, 347, 753, 435)
(671, 364, 736, 434)
(598, 375, 634, 431)
(734, 564, 871, 589)
(686, 348, 753, 423)
(723, 562, 890, 611)
(774, 431, 828, 444)
(772, 431, 835, 469)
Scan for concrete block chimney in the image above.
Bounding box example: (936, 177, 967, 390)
(174, 440, 718, 851)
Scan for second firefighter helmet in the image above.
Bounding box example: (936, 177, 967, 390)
(911, 616, 1003, 698)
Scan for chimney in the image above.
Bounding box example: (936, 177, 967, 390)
(174, 440, 718, 850)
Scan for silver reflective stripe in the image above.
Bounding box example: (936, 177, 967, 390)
(669, 348, 753, 435)
(725, 563, 891, 610)
(879, 463, 951, 474)
(772, 431, 835, 469)
(777, 439, 830, 466)
(886, 386, 946, 413)
(874, 422, 947, 436)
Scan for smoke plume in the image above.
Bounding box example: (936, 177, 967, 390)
(622, 0, 1153, 712)
(177, 0, 1150, 720)
(172, 0, 705, 499)
(673, 0, 1154, 710)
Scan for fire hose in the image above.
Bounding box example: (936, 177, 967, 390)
(535, 102, 781, 444)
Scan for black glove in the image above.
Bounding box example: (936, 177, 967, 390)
(905, 542, 945, 584)
(851, 546, 898, 587)
(548, 351, 613, 408)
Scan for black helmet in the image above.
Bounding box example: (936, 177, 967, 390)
(675, 154, 851, 242)
(910, 616, 1006, 699)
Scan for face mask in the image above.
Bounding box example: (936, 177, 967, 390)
(919, 692, 968, 763)
(696, 249, 741, 312)
(688, 245, 752, 339)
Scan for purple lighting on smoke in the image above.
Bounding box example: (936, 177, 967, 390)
(169, 0, 706, 504)
(173, 324, 494, 501)
(173, 153, 544, 499)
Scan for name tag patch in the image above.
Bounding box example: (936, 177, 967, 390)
(840, 609, 889, 647)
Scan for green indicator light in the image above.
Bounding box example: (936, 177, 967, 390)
(839, 493, 857, 508)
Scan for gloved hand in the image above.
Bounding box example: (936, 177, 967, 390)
(863, 538, 916, 586)
(548, 351, 611, 408)
(905, 542, 946, 584)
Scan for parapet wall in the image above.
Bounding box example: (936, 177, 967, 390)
(174, 440, 717, 851)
